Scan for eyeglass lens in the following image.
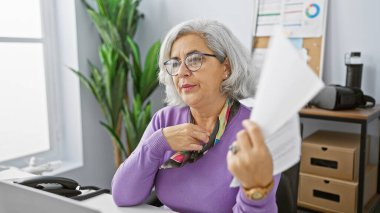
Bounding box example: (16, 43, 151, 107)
(165, 53, 203, 75)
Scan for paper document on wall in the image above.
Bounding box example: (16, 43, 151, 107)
(230, 27, 324, 187)
(255, 0, 326, 37)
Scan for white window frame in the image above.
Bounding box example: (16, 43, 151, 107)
(0, 0, 84, 174)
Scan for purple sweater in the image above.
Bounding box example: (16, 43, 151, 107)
(112, 103, 280, 212)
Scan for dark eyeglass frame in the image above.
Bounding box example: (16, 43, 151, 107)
(163, 52, 224, 76)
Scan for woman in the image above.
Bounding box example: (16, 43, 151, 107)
(112, 19, 280, 212)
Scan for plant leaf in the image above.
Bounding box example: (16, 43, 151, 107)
(126, 35, 142, 93)
(70, 68, 100, 102)
(132, 95, 142, 125)
(140, 40, 161, 100)
(122, 102, 137, 154)
(100, 121, 126, 156)
(96, 0, 108, 17)
(87, 10, 122, 49)
(110, 65, 126, 126)
(80, 0, 94, 11)
(116, 0, 128, 33)
(106, 0, 120, 23)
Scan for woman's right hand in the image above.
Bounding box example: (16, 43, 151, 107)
(162, 123, 210, 152)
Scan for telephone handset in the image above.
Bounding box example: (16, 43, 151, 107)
(15, 176, 82, 197)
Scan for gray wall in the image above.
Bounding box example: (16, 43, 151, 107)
(324, 0, 380, 100)
(137, 0, 380, 101)
(60, 0, 115, 189)
(135, 0, 256, 112)
(136, 0, 380, 162)
(304, 0, 380, 164)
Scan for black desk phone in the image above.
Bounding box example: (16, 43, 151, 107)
(15, 176, 82, 197)
(14, 176, 109, 200)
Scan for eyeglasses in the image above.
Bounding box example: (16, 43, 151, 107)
(164, 52, 222, 76)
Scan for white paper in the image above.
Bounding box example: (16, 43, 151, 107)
(230, 27, 324, 187)
(251, 47, 308, 78)
(256, 0, 283, 36)
(251, 27, 324, 138)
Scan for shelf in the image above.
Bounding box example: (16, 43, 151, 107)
(300, 105, 380, 122)
(298, 105, 380, 213)
(364, 193, 380, 213)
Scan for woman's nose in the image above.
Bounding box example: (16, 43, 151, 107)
(177, 62, 191, 77)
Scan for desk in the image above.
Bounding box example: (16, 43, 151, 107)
(81, 194, 171, 213)
(299, 105, 380, 213)
(0, 168, 172, 213)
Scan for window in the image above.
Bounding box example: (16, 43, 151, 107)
(0, 0, 62, 166)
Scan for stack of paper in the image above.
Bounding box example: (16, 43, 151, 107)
(231, 27, 324, 187)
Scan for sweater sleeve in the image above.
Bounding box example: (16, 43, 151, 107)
(232, 174, 281, 213)
(111, 111, 171, 206)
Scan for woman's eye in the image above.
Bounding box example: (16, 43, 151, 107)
(188, 55, 201, 65)
(172, 61, 180, 67)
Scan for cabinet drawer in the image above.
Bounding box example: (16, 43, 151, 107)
(298, 165, 377, 213)
(301, 130, 360, 181)
(298, 172, 357, 213)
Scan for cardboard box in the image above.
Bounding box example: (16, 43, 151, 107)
(301, 131, 360, 181)
(298, 172, 357, 213)
(298, 165, 378, 213)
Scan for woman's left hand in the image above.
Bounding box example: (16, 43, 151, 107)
(227, 120, 273, 189)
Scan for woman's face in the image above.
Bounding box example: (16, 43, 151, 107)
(169, 34, 229, 107)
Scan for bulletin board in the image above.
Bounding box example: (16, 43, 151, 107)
(251, 0, 328, 77)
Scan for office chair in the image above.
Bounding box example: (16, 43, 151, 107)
(276, 163, 300, 213)
(145, 189, 162, 207)
(146, 163, 300, 212)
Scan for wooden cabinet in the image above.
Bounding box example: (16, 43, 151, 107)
(299, 105, 380, 213)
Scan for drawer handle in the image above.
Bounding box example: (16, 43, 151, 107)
(321, 147, 328, 151)
(323, 180, 330, 184)
(311, 158, 338, 169)
(313, 189, 340, 202)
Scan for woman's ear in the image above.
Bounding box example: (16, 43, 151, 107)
(223, 58, 231, 79)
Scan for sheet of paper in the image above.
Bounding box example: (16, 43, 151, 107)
(256, 0, 283, 36)
(230, 27, 324, 187)
(230, 116, 301, 187)
(251, 47, 308, 78)
(251, 27, 324, 138)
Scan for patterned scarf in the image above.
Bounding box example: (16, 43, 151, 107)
(160, 99, 239, 169)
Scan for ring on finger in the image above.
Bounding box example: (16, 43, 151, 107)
(228, 143, 239, 155)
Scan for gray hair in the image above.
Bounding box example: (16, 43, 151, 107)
(158, 19, 255, 106)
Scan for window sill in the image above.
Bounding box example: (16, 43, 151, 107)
(43, 160, 83, 176)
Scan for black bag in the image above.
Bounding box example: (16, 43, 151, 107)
(309, 85, 376, 110)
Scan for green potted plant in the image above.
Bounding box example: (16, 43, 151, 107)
(72, 0, 160, 166)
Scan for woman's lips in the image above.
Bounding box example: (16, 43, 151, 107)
(181, 84, 196, 92)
